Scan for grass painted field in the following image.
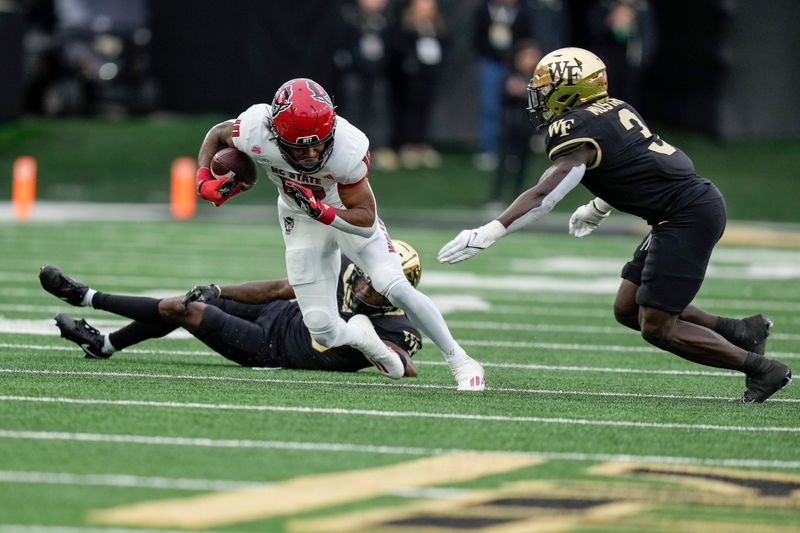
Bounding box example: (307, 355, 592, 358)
(0, 219, 798, 532)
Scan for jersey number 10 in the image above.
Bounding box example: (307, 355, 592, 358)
(618, 108, 677, 156)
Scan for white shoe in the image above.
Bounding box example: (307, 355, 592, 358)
(349, 314, 405, 379)
(451, 356, 486, 391)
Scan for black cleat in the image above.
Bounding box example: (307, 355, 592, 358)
(54, 313, 109, 359)
(738, 314, 773, 356)
(736, 315, 773, 390)
(39, 265, 89, 307)
(735, 359, 792, 403)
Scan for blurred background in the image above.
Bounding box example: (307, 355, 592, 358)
(1, 0, 799, 222)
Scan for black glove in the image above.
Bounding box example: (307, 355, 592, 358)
(283, 181, 322, 217)
(182, 284, 221, 308)
(216, 176, 243, 197)
(283, 181, 336, 224)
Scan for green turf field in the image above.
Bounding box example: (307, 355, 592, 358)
(1, 220, 798, 532)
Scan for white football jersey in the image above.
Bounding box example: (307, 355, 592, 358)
(232, 104, 370, 208)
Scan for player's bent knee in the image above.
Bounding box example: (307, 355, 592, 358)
(383, 278, 414, 306)
(158, 297, 186, 320)
(158, 298, 204, 330)
(303, 309, 340, 347)
(613, 304, 639, 330)
(370, 270, 407, 297)
(639, 316, 673, 345)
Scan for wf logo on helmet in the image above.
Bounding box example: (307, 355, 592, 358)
(548, 59, 583, 86)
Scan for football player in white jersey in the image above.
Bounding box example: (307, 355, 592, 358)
(193, 78, 485, 391)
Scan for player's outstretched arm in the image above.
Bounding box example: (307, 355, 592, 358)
(183, 280, 296, 307)
(438, 145, 596, 264)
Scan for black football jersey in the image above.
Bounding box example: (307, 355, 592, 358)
(269, 257, 422, 372)
(545, 98, 715, 224)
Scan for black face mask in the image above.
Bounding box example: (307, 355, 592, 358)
(345, 268, 396, 316)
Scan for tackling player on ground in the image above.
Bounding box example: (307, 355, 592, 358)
(194, 78, 483, 390)
(438, 47, 791, 402)
(39, 241, 423, 376)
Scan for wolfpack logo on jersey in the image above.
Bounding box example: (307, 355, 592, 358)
(283, 216, 295, 234)
(232, 104, 369, 210)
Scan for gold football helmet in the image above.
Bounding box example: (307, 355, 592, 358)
(527, 47, 608, 129)
(393, 240, 421, 288)
(343, 240, 422, 316)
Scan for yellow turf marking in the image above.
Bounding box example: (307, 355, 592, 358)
(626, 220, 800, 247)
(90, 452, 542, 529)
(589, 461, 800, 498)
(503, 479, 800, 509)
(291, 472, 800, 532)
(289, 481, 644, 533)
(495, 502, 644, 533)
(721, 224, 800, 247)
(613, 518, 800, 533)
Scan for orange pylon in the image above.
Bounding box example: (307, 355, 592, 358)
(12, 156, 37, 221)
(171, 157, 197, 219)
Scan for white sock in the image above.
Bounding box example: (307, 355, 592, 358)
(102, 335, 117, 355)
(386, 282, 470, 367)
(82, 288, 97, 308)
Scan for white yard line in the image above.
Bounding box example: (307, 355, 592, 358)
(0, 525, 243, 533)
(0, 360, 744, 377)
(0, 470, 259, 491)
(2, 339, 797, 360)
(445, 320, 800, 341)
(432, 289, 800, 311)
(1, 395, 796, 433)
(3, 312, 799, 340)
(422, 360, 733, 375)
(0, 430, 798, 470)
(456, 338, 800, 358)
(2, 367, 798, 403)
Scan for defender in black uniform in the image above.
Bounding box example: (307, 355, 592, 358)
(38, 241, 423, 378)
(438, 47, 791, 403)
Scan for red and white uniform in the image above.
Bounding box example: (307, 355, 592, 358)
(233, 104, 370, 211)
(231, 104, 406, 342)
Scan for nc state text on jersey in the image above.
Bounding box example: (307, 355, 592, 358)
(270, 166, 328, 185)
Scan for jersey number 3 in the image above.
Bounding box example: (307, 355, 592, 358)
(618, 109, 676, 155)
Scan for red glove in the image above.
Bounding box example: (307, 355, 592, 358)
(196, 167, 244, 207)
(283, 181, 336, 224)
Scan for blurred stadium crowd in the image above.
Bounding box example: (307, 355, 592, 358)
(2, 0, 797, 207)
(13, 0, 656, 205)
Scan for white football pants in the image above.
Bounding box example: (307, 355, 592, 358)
(278, 197, 469, 366)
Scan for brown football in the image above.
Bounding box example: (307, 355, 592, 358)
(211, 147, 258, 188)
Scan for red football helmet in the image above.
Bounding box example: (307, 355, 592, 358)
(268, 78, 336, 174)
